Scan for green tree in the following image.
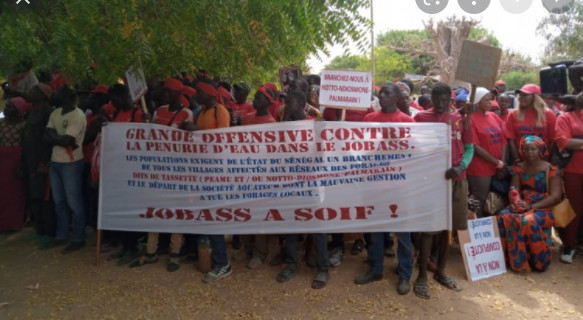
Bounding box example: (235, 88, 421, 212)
(324, 47, 412, 84)
(0, 0, 371, 86)
(537, 0, 583, 61)
(498, 70, 538, 90)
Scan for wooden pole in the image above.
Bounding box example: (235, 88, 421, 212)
(95, 229, 101, 266)
(341, 108, 347, 121)
(370, 0, 375, 81)
(140, 95, 149, 117)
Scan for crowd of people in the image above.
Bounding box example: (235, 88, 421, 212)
(1, 63, 583, 299)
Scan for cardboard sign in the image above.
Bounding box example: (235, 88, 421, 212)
(319, 70, 373, 109)
(125, 64, 148, 101)
(458, 216, 507, 281)
(279, 66, 302, 93)
(455, 40, 502, 88)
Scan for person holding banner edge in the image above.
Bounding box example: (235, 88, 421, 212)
(355, 83, 414, 295)
(413, 83, 474, 299)
(277, 90, 330, 289)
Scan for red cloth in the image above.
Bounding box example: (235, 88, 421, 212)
(154, 105, 192, 128)
(415, 110, 473, 180)
(468, 112, 506, 177)
(323, 107, 372, 122)
(499, 112, 509, 123)
(0, 146, 25, 231)
(504, 108, 556, 147)
(410, 101, 423, 111)
(83, 113, 99, 163)
(269, 101, 284, 119)
(242, 113, 276, 126)
(103, 104, 143, 123)
(165, 78, 184, 92)
(363, 110, 415, 123)
(91, 85, 109, 94)
(232, 102, 254, 118)
(555, 111, 583, 174)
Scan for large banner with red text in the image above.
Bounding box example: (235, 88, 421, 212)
(98, 121, 451, 234)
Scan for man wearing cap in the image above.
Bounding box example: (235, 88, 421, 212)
(504, 84, 557, 162)
(232, 82, 254, 118)
(152, 78, 193, 128)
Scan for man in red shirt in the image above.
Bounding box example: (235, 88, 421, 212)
(413, 82, 474, 299)
(152, 78, 193, 128)
(241, 85, 276, 126)
(232, 82, 255, 118)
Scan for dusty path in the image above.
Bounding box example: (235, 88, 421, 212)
(1, 228, 582, 320)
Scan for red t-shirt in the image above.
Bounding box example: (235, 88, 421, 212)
(468, 112, 506, 177)
(363, 110, 415, 123)
(414, 109, 473, 180)
(323, 107, 372, 122)
(410, 101, 423, 111)
(242, 113, 276, 126)
(83, 113, 99, 163)
(153, 105, 193, 128)
(232, 102, 254, 118)
(499, 112, 509, 124)
(504, 108, 556, 147)
(103, 104, 144, 123)
(555, 111, 583, 174)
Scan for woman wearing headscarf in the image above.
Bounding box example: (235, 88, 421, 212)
(467, 87, 507, 217)
(0, 97, 29, 231)
(496, 136, 562, 273)
(22, 84, 55, 242)
(504, 84, 557, 162)
(554, 93, 583, 263)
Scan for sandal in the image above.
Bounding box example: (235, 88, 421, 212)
(276, 265, 298, 283)
(311, 271, 329, 289)
(413, 281, 430, 299)
(433, 274, 462, 291)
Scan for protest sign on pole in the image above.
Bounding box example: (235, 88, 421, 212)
(319, 70, 373, 111)
(98, 121, 451, 234)
(455, 40, 503, 90)
(125, 63, 149, 115)
(458, 217, 507, 281)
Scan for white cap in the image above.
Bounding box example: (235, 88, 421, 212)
(471, 87, 491, 104)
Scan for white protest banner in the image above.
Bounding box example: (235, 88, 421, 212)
(459, 217, 507, 281)
(125, 64, 148, 101)
(319, 70, 373, 109)
(98, 121, 451, 234)
(455, 40, 502, 89)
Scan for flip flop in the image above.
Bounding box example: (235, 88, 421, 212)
(276, 266, 298, 283)
(311, 271, 329, 289)
(414, 281, 430, 299)
(433, 274, 462, 291)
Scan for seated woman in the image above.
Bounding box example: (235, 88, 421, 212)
(497, 136, 562, 273)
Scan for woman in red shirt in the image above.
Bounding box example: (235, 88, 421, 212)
(554, 93, 583, 263)
(467, 88, 507, 217)
(504, 84, 556, 162)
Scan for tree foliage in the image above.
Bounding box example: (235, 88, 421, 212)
(498, 70, 538, 90)
(324, 47, 412, 84)
(0, 0, 370, 86)
(537, 0, 583, 61)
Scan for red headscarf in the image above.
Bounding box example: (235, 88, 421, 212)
(164, 77, 184, 92)
(181, 86, 197, 108)
(519, 135, 548, 159)
(196, 82, 221, 104)
(257, 85, 281, 115)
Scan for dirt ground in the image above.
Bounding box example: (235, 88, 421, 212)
(1, 228, 583, 320)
